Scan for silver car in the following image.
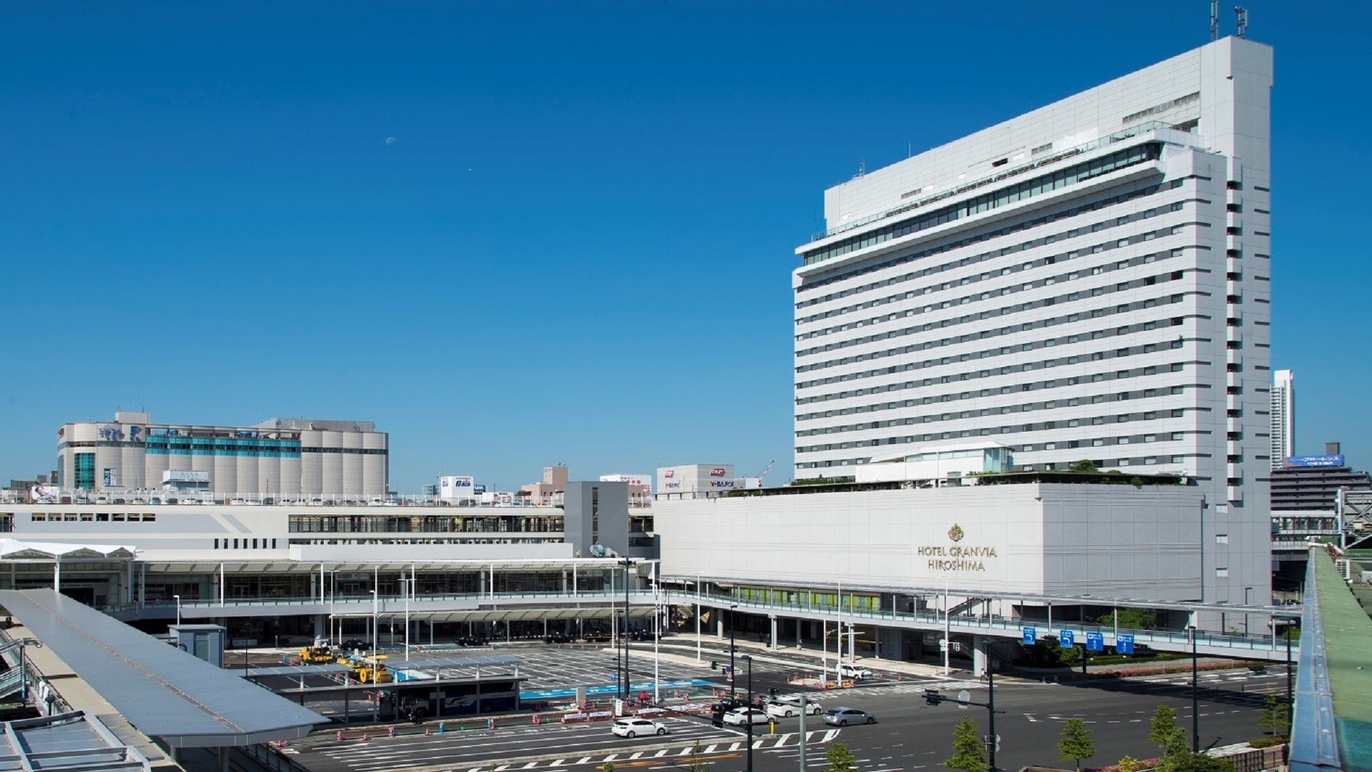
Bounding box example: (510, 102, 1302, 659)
(822, 707, 877, 726)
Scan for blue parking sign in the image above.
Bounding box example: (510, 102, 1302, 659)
(1022, 627, 1036, 645)
(1085, 632, 1104, 652)
(1059, 630, 1075, 648)
(1116, 634, 1135, 655)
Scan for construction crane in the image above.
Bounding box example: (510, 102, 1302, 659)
(755, 459, 776, 485)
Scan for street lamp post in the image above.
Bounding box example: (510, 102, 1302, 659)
(370, 588, 380, 722)
(923, 644, 1002, 772)
(1243, 587, 1252, 636)
(1189, 626, 1199, 753)
(173, 594, 182, 626)
(741, 654, 754, 772)
(695, 574, 702, 663)
(729, 603, 738, 700)
(403, 578, 411, 662)
(618, 557, 635, 700)
(652, 564, 661, 705)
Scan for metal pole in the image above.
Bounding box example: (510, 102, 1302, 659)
(622, 557, 633, 700)
(1285, 624, 1294, 706)
(404, 579, 411, 662)
(695, 575, 701, 663)
(174, 594, 181, 626)
(987, 643, 997, 772)
(944, 577, 951, 675)
(745, 655, 754, 772)
(1190, 627, 1199, 753)
(730, 603, 738, 700)
(797, 690, 807, 772)
(653, 564, 660, 705)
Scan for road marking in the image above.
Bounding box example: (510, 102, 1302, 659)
(629, 752, 643, 760)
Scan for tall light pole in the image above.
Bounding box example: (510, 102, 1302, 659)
(741, 654, 754, 772)
(618, 556, 635, 699)
(403, 578, 411, 661)
(173, 594, 182, 626)
(370, 588, 380, 722)
(370, 589, 379, 655)
(652, 563, 661, 705)
(1189, 626, 1199, 753)
(695, 574, 702, 663)
(729, 603, 738, 700)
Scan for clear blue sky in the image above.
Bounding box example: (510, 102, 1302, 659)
(2, 1, 1367, 492)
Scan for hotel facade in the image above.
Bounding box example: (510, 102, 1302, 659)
(789, 37, 1273, 608)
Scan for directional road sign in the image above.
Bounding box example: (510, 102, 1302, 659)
(1022, 627, 1036, 644)
(1116, 634, 1135, 655)
(1085, 631, 1104, 652)
(1059, 630, 1075, 648)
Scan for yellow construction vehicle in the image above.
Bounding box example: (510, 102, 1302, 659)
(298, 637, 335, 664)
(353, 655, 392, 684)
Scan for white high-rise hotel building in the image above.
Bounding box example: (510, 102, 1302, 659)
(793, 38, 1272, 598)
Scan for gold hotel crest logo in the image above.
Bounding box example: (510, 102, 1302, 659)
(947, 524, 965, 542)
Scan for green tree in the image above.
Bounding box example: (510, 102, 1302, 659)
(1069, 459, 1099, 473)
(1057, 718, 1095, 771)
(945, 716, 988, 772)
(685, 741, 709, 772)
(1258, 693, 1291, 736)
(1097, 608, 1159, 630)
(825, 741, 858, 772)
(1149, 705, 1188, 758)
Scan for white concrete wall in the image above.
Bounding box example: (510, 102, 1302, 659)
(656, 483, 1203, 601)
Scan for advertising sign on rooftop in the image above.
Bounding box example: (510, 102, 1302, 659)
(1285, 455, 1345, 468)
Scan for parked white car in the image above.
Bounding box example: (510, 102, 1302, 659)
(837, 663, 872, 680)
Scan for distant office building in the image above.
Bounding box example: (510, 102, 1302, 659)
(1270, 370, 1294, 470)
(520, 465, 568, 507)
(438, 475, 477, 503)
(1271, 442, 1372, 512)
(656, 464, 736, 498)
(56, 412, 388, 501)
(791, 37, 1272, 607)
(600, 473, 653, 507)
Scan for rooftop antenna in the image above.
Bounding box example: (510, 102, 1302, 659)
(1210, 0, 1219, 41)
(1234, 6, 1248, 37)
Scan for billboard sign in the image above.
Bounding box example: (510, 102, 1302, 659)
(439, 476, 475, 500)
(29, 485, 59, 504)
(1285, 455, 1345, 468)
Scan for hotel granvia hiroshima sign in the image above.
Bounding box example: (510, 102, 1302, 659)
(917, 524, 999, 572)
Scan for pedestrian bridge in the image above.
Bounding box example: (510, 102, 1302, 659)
(117, 584, 1298, 663)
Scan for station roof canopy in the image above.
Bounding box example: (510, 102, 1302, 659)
(0, 589, 326, 748)
(0, 538, 135, 561)
(0, 711, 150, 771)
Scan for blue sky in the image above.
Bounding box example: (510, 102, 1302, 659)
(2, 1, 1368, 492)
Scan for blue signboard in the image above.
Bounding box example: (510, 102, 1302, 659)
(1286, 455, 1345, 468)
(1059, 630, 1074, 648)
(1022, 627, 1036, 645)
(1085, 632, 1104, 652)
(1116, 634, 1135, 655)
